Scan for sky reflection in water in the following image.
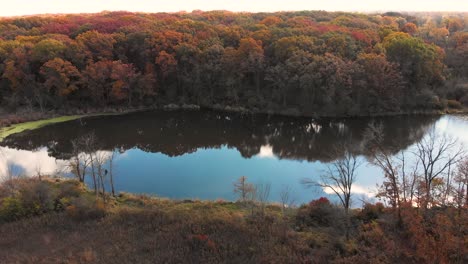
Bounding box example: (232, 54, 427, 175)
(1, 112, 466, 206)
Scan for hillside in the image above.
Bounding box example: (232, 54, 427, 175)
(0, 11, 466, 117)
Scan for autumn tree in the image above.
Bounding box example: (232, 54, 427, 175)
(401, 22, 418, 35)
(199, 43, 224, 102)
(31, 39, 66, 64)
(0, 41, 41, 109)
(110, 60, 139, 105)
(76, 30, 116, 61)
(155, 50, 177, 97)
(383, 32, 445, 90)
(39, 58, 81, 99)
(0, 11, 464, 116)
(352, 53, 404, 113)
(236, 38, 265, 97)
(175, 43, 201, 101)
(83, 60, 138, 105)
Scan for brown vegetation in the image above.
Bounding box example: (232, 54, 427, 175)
(0, 175, 466, 263)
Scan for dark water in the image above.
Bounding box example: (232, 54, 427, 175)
(1, 110, 467, 205)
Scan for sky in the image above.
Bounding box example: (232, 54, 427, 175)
(1, 0, 467, 17)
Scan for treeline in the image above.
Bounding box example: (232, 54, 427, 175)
(0, 11, 466, 116)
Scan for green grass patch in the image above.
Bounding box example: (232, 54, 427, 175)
(0, 110, 146, 142)
(0, 115, 83, 142)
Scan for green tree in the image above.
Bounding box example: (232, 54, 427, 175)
(383, 32, 445, 90)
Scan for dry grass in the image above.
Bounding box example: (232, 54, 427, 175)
(2, 178, 465, 263)
(0, 204, 309, 263)
(0, 178, 311, 263)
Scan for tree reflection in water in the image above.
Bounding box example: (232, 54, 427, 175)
(1, 110, 440, 162)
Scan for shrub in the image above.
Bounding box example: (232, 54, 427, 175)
(296, 197, 343, 229)
(18, 180, 55, 215)
(358, 202, 385, 223)
(54, 181, 82, 212)
(0, 179, 57, 222)
(57, 180, 83, 198)
(0, 197, 26, 222)
(55, 197, 72, 211)
(66, 197, 106, 221)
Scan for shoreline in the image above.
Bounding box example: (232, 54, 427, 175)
(1, 104, 467, 141)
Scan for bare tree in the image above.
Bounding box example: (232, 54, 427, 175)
(413, 128, 465, 209)
(93, 150, 109, 197)
(108, 151, 116, 197)
(279, 185, 296, 216)
(255, 182, 271, 216)
(233, 176, 254, 202)
(302, 149, 361, 240)
(34, 163, 43, 181)
(365, 122, 465, 214)
(69, 136, 92, 183)
(80, 133, 99, 195)
(453, 158, 468, 209)
(68, 133, 117, 201)
(365, 123, 400, 205)
(0, 161, 20, 197)
(364, 123, 418, 222)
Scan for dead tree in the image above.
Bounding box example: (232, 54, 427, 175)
(255, 182, 271, 216)
(69, 136, 91, 183)
(364, 122, 416, 222)
(279, 185, 296, 216)
(302, 149, 361, 240)
(453, 158, 468, 209)
(413, 128, 464, 209)
(233, 176, 254, 202)
(108, 151, 116, 197)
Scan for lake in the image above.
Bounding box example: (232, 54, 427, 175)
(1, 110, 467, 206)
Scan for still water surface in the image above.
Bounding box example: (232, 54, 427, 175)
(1, 110, 467, 205)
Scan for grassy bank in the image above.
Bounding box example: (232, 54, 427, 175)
(0, 115, 83, 142)
(0, 107, 151, 142)
(0, 177, 466, 264)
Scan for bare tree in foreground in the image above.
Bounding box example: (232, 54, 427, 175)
(453, 158, 468, 209)
(364, 122, 418, 222)
(413, 128, 465, 210)
(302, 149, 362, 240)
(233, 176, 255, 202)
(108, 151, 116, 197)
(69, 136, 91, 183)
(255, 182, 271, 216)
(0, 160, 21, 197)
(365, 122, 466, 211)
(67, 133, 117, 200)
(233, 177, 275, 217)
(279, 185, 296, 216)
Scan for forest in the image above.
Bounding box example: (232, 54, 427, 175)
(0, 10, 466, 116)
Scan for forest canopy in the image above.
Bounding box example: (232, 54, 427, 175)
(0, 11, 466, 116)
